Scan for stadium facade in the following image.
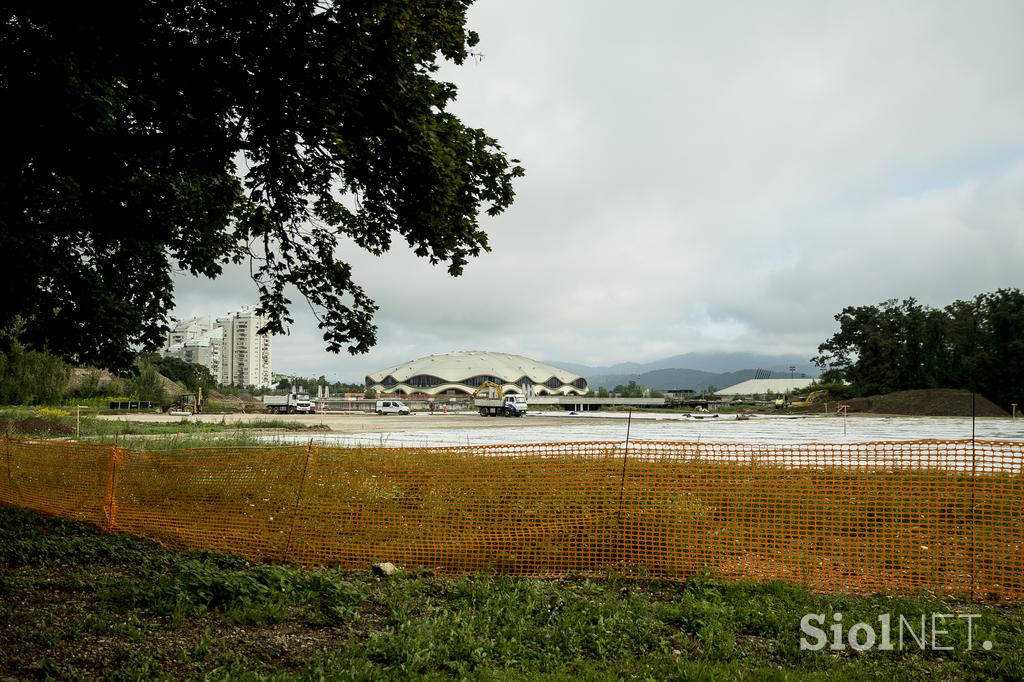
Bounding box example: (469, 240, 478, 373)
(365, 351, 588, 396)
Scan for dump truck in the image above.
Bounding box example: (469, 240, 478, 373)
(263, 392, 315, 414)
(472, 381, 528, 417)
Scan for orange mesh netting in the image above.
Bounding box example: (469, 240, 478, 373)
(2, 437, 1022, 602)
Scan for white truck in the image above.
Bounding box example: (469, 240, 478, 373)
(263, 393, 315, 414)
(475, 393, 528, 417)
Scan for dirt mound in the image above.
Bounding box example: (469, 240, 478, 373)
(67, 367, 182, 398)
(203, 388, 265, 412)
(842, 388, 1009, 417)
(67, 367, 117, 390)
(155, 372, 184, 397)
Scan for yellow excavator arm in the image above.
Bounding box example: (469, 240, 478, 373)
(472, 380, 503, 400)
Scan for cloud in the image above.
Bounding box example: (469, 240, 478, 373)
(172, 0, 1024, 380)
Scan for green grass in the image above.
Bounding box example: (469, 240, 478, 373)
(1, 505, 1022, 680)
(0, 405, 326, 445)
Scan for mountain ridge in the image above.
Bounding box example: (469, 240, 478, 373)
(546, 352, 818, 391)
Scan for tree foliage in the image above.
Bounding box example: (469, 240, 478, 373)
(0, 343, 71, 406)
(612, 381, 646, 398)
(152, 356, 216, 392)
(0, 1, 522, 372)
(814, 289, 1024, 408)
(272, 374, 362, 394)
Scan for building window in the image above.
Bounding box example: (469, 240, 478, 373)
(408, 374, 443, 388)
(464, 375, 503, 387)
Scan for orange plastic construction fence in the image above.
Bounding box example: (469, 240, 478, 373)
(2, 437, 1022, 602)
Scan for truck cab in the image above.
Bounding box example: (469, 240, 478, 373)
(502, 394, 528, 416)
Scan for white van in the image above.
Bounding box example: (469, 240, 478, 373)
(375, 399, 410, 415)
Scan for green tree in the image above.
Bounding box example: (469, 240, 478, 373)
(945, 289, 1024, 408)
(153, 356, 216, 392)
(814, 298, 946, 396)
(814, 290, 1024, 408)
(71, 369, 107, 400)
(126, 362, 168, 404)
(0, 1, 522, 372)
(0, 342, 70, 405)
(613, 381, 644, 398)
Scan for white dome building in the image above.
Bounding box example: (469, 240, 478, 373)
(366, 351, 588, 396)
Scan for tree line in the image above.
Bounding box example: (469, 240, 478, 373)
(814, 288, 1024, 409)
(273, 375, 365, 396)
(0, 336, 213, 406)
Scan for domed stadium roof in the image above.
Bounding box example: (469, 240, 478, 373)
(366, 351, 588, 396)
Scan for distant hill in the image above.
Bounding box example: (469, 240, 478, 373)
(548, 352, 818, 391)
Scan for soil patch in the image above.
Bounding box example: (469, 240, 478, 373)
(839, 388, 1009, 417)
(0, 416, 75, 437)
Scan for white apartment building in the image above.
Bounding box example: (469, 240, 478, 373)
(164, 315, 212, 349)
(216, 308, 273, 388)
(163, 308, 272, 388)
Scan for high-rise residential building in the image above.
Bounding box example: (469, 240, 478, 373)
(216, 308, 273, 388)
(164, 316, 212, 350)
(163, 308, 272, 388)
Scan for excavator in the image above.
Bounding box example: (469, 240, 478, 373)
(472, 380, 504, 400)
(170, 387, 203, 415)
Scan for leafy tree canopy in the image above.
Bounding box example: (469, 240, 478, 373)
(612, 381, 646, 398)
(152, 355, 216, 392)
(0, 0, 522, 372)
(813, 289, 1024, 409)
(272, 373, 362, 394)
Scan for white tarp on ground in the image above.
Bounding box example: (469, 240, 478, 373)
(265, 413, 1024, 449)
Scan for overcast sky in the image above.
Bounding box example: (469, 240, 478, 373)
(171, 0, 1024, 382)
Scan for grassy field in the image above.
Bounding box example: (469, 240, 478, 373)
(0, 406, 326, 450)
(1, 504, 1022, 680)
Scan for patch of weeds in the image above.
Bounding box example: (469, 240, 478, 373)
(222, 600, 289, 626)
(104, 650, 169, 682)
(310, 570, 367, 624)
(202, 649, 263, 682)
(3, 505, 1024, 680)
(108, 613, 148, 641)
(192, 626, 216, 659)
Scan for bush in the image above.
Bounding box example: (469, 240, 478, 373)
(0, 343, 70, 405)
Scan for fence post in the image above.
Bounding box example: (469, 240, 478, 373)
(4, 435, 14, 504)
(615, 409, 633, 566)
(285, 442, 317, 564)
(103, 446, 122, 532)
(970, 396, 977, 602)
